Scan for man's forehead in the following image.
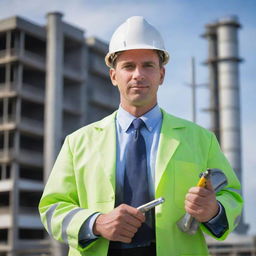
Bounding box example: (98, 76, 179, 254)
(116, 49, 159, 62)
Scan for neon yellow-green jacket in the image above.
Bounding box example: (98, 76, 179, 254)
(39, 110, 243, 256)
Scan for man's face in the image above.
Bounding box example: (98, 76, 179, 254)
(109, 49, 165, 111)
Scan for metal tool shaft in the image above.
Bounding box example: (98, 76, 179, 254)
(137, 197, 165, 213)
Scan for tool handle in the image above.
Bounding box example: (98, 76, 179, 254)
(196, 176, 207, 187)
(137, 197, 165, 213)
(183, 171, 209, 230)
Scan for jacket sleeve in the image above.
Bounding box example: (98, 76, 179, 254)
(38, 135, 97, 252)
(200, 132, 243, 240)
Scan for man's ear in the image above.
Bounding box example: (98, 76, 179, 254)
(159, 67, 165, 85)
(109, 68, 118, 86)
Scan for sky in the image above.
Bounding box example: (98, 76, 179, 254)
(0, 0, 255, 235)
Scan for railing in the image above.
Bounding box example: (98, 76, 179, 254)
(0, 149, 14, 161)
(0, 82, 17, 92)
(23, 50, 46, 63)
(0, 49, 7, 58)
(0, 115, 16, 126)
(0, 48, 46, 63)
(20, 117, 44, 133)
(22, 83, 45, 101)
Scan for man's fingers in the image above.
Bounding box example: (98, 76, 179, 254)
(119, 204, 145, 222)
(93, 204, 145, 242)
(188, 186, 212, 197)
(118, 235, 132, 243)
(123, 213, 142, 229)
(185, 192, 209, 207)
(185, 199, 202, 210)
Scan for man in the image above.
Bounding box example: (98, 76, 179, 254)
(39, 16, 243, 256)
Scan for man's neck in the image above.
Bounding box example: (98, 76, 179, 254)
(120, 103, 157, 117)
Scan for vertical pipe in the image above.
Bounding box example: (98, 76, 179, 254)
(202, 24, 220, 140)
(216, 16, 241, 180)
(216, 16, 248, 234)
(191, 57, 196, 123)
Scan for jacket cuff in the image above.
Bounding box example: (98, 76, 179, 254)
(78, 212, 101, 248)
(203, 202, 229, 238)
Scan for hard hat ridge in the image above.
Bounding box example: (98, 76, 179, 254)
(105, 16, 169, 68)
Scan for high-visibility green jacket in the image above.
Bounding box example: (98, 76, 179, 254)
(39, 110, 243, 256)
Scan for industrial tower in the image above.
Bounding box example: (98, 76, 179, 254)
(203, 16, 248, 234)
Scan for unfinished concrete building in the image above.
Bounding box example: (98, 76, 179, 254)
(0, 12, 119, 256)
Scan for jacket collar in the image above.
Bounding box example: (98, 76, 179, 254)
(93, 108, 186, 130)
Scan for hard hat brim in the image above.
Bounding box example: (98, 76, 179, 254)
(105, 47, 170, 68)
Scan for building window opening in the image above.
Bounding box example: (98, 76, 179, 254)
(0, 33, 6, 51)
(20, 166, 43, 181)
(20, 191, 42, 208)
(0, 191, 9, 206)
(24, 34, 46, 60)
(19, 228, 45, 240)
(0, 65, 5, 84)
(0, 229, 8, 243)
(20, 134, 43, 153)
(0, 132, 4, 149)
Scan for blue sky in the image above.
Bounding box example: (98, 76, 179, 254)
(1, 0, 255, 234)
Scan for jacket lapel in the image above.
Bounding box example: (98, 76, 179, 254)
(92, 110, 186, 198)
(94, 112, 117, 196)
(155, 110, 185, 191)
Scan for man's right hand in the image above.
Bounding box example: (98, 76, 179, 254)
(93, 204, 145, 243)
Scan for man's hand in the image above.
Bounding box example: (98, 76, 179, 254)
(93, 204, 145, 243)
(185, 180, 219, 222)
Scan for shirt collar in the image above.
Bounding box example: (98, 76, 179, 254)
(116, 104, 162, 132)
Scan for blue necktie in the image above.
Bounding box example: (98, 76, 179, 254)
(124, 118, 153, 244)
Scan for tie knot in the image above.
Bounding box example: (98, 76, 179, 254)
(132, 118, 145, 130)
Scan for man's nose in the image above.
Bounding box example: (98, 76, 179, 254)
(133, 66, 145, 80)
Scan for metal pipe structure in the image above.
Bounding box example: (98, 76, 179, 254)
(216, 16, 242, 181)
(202, 23, 220, 141)
(203, 16, 248, 234)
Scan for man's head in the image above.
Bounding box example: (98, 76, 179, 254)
(106, 16, 169, 115)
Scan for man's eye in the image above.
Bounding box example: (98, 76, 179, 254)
(123, 65, 134, 69)
(145, 63, 155, 68)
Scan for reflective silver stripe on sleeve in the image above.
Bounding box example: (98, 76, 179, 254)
(46, 203, 59, 236)
(234, 215, 241, 227)
(62, 208, 83, 244)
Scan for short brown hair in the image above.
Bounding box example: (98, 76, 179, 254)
(110, 50, 164, 69)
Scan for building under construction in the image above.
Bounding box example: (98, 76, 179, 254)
(0, 12, 119, 256)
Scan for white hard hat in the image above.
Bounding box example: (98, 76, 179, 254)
(105, 16, 169, 67)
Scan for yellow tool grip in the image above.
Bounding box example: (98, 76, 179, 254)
(196, 176, 207, 188)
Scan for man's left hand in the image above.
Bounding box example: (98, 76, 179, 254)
(185, 180, 219, 222)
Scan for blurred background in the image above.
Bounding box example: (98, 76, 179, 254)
(0, 0, 255, 255)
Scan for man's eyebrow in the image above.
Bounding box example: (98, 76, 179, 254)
(143, 61, 157, 66)
(119, 61, 134, 66)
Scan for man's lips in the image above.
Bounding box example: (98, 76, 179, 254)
(130, 84, 149, 89)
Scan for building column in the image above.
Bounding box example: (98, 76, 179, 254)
(45, 12, 67, 256)
(45, 12, 64, 179)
